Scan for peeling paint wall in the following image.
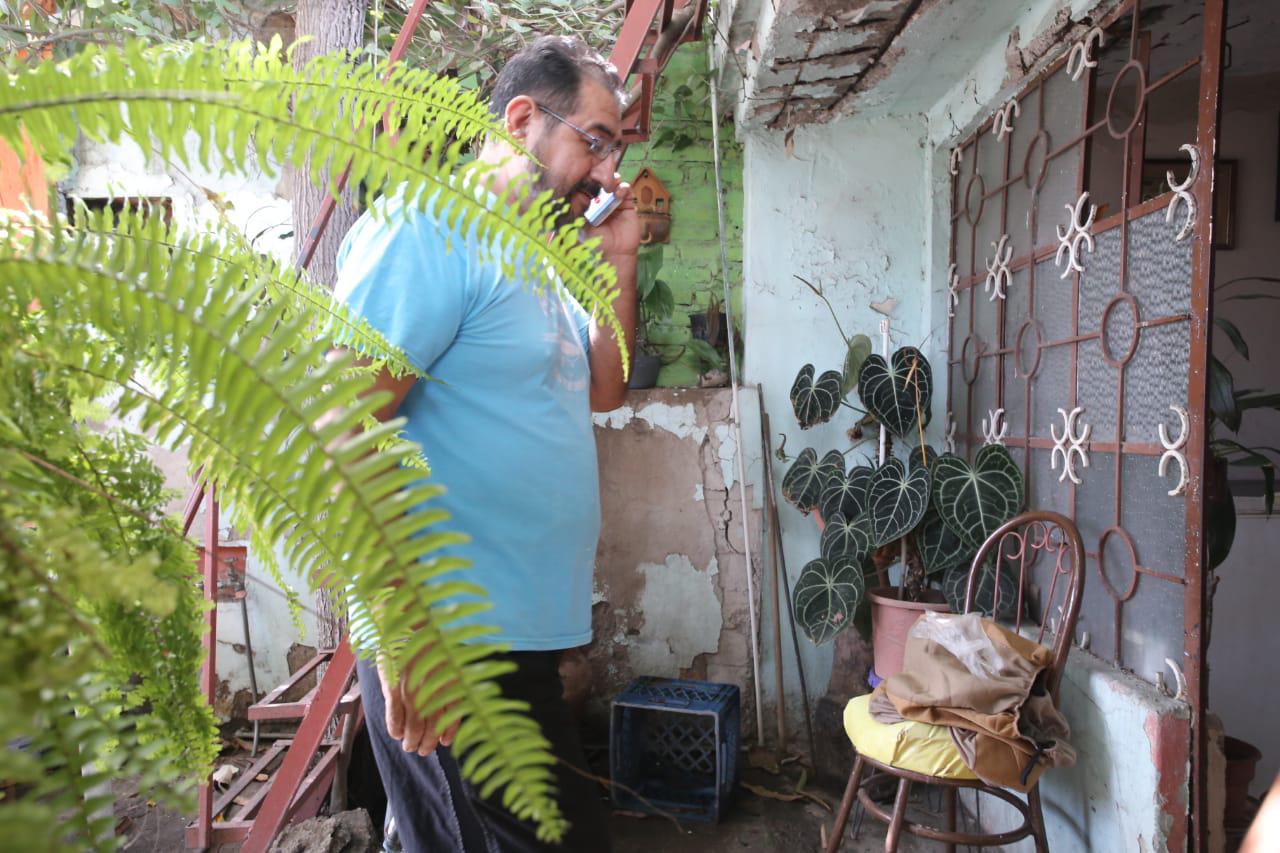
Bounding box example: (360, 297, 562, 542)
(589, 388, 764, 733)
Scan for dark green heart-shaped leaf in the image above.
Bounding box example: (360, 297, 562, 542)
(867, 458, 931, 546)
(943, 560, 1020, 620)
(932, 445, 1025, 549)
(819, 465, 873, 521)
(917, 508, 971, 575)
(791, 364, 844, 429)
(842, 334, 874, 396)
(910, 444, 939, 470)
(781, 448, 845, 514)
(793, 553, 866, 645)
(858, 347, 933, 438)
(820, 512, 874, 562)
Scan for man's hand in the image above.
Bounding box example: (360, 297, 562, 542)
(379, 653, 460, 757)
(583, 173, 639, 412)
(584, 175, 640, 261)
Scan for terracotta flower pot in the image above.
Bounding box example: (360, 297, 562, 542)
(868, 586, 950, 681)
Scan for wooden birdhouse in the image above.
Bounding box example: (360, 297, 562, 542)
(632, 168, 672, 245)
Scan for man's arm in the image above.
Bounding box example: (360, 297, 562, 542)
(587, 249, 636, 412)
(320, 353, 458, 757)
(584, 179, 639, 412)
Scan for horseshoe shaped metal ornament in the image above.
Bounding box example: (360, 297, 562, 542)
(1164, 658, 1188, 702)
(1158, 405, 1190, 497)
(1066, 26, 1105, 82)
(1054, 192, 1097, 279)
(1050, 406, 1091, 484)
(984, 235, 1012, 302)
(982, 408, 1009, 446)
(946, 263, 961, 318)
(1166, 144, 1199, 242)
(949, 147, 963, 176)
(992, 99, 1020, 141)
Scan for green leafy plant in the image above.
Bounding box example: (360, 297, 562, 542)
(1, 37, 625, 848)
(635, 244, 676, 359)
(1206, 279, 1280, 569)
(778, 280, 1025, 644)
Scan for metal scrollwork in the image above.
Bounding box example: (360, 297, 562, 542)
(1050, 407, 1091, 485)
(1158, 405, 1190, 497)
(1166, 143, 1199, 242)
(1066, 26, 1105, 82)
(992, 99, 1020, 141)
(949, 147, 963, 176)
(944, 416, 957, 454)
(984, 234, 1012, 302)
(947, 263, 960, 318)
(982, 408, 1009, 446)
(1054, 192, 1097, 279)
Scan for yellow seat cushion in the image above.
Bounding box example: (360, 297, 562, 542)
(843, 693, 978, 780)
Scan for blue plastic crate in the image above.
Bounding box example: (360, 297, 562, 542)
(609, 676, 739, 823)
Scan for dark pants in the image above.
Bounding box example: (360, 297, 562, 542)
(356, 652, 612, 853)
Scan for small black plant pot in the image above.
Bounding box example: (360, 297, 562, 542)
(628, 352, 662, 389)
(689, 312, 728, 348)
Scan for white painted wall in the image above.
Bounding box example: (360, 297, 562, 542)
(1210, 505, 1280, 797)
(974, 649, 1192, 853)
(739, 113, 936, 737)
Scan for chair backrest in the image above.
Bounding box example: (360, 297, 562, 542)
(963, 510, 1085, 702)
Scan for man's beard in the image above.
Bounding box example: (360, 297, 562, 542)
(527, 139, 602, 229)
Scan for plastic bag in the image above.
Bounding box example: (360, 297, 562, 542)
(908, 611, 1004, 681)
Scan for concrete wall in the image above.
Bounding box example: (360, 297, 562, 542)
(588, 387, 765, 732)
(1210, 504, 1280, 798)
(972, 649, 1192, 853)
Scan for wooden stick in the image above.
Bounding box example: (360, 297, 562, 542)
(762, 417, 816, 764)
(758, 394, 786, 751)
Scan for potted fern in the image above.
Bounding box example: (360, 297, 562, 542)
(0, 38, 625, 848)
(778, 284, 1024, 679)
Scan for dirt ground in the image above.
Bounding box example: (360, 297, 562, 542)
(115, 764, 948, 852)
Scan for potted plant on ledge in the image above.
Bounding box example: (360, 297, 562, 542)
(777, 283, 1026, 681)
(630, 245, 675, 389)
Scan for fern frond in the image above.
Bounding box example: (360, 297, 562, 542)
(1, 215, 569, 841)
(2, 38, 627, 374)
(67, 203, 424, 379)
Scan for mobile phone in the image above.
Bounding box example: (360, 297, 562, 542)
(584, 190, 620, 227)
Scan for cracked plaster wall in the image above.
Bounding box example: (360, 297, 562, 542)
(589, 388, 764, 734)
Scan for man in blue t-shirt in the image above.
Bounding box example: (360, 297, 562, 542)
(332, 36, 636, 853)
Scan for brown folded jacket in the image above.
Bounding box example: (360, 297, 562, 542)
(870, 614, 1075, 791)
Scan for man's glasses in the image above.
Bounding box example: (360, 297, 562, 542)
(536, 104, 623, 163)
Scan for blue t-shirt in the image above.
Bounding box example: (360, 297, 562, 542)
(334, 187, 600, 651)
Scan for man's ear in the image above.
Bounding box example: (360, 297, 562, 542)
(505, 95, 537, 141)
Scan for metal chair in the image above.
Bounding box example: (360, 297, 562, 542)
(824, 510, 1085, 852)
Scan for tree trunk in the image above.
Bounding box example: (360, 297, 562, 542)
(289, 0, 367, 650)
(289, 0, 365, 289)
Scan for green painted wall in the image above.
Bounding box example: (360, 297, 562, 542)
(620, 45, 743, 387)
